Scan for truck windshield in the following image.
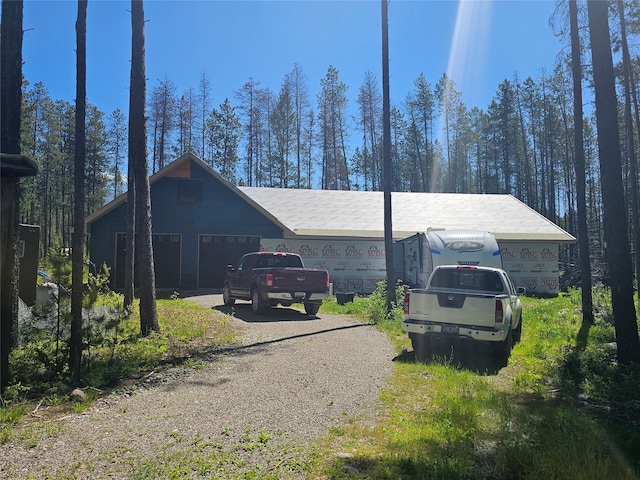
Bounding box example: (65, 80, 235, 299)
(430, 269, 504, 293)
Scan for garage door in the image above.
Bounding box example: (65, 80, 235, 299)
(114, 233, 181, 290)
(153, 234, 181, 288)
(198, 235, 260, 288)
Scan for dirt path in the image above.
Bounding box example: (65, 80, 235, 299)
(0, 294, 396, 479)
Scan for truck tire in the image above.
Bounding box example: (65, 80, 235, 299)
(222, 283, 235, 306)
(512, 315, 522, 343)
(304, 302, 320, 316)
(494, 328, 512, 362)
(251, 287, 267, 315)
(410, 333, 430, 363)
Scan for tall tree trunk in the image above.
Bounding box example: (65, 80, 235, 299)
(569, 0, 594, 347)
(587, 0, 640, 364)
(514, 81, 532, 204)
(124, 9, 139, 311)
(123, 160, 135, 309)
(339, 121, 351, 190)
(70, 0, 87, 380)
(130, 0, 159, 335)
(617, 0, 640, 289)
(381, 0, 395, 310)
(0, 0, 24, 393)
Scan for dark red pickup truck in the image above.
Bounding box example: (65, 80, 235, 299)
(222, 251, 330, 315)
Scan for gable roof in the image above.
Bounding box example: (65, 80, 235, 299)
(85, 154, 575, 243)
(84, 153, 292, 235)
(238, 187, 576, 243)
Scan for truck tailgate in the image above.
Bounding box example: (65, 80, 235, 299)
(407, 290, 501, 328)
(270, 268, 328, 292)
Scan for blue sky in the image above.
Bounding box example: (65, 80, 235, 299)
(21, 0, 565, 120)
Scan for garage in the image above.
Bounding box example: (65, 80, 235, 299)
(198, 235, 260, 288)
(86, 153, 283, 291)
(113, 233, 181, 289)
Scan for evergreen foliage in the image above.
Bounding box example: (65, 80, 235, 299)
(15, 2, 640, 291)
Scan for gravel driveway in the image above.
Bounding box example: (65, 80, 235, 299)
(0, 294, 396, 479)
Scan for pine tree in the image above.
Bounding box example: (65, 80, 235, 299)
(149, 77, 177, 172)
(356, 71, 382, 191)
(0, 0, 25, 393)
(70, 0, 87, 380)
(198, 71, 211, 161)
(271, 77, 295, 187)
(129, 0, 159, 334)
(435, 74, 462, 192)
(207, 98, 241, 182)
(288, 63, 310, 188)
(587, 0, 640, 364)
(317, 65, 350, 190)
(569, 0, 594, 344)
(107, 108, 127, 200)
(235, 78, 261, 186)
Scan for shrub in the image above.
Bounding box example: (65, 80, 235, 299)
(365, 280, 405, 330)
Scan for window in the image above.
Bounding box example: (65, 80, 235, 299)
(430, 269, 504, 293)
(253, 254, 303, 269)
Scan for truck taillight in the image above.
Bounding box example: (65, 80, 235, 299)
(403, 292, 410, 315)
(326, 274, 330, 290)
(266, 273, 274, 287)
(495, 299, 503, 323)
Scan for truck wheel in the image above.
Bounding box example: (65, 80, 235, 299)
(222, 283, 235, 306)
(251, 287, 267, 314)
(304, 302, 320, 316)
(410, 333, 430, 363)
(494, 328, 513, 363)
(512, 315, 522, 343)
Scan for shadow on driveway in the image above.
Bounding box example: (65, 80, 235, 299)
(213, 302, 320, 322)
(213, 322, 368, 356)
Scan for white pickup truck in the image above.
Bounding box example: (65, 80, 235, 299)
(402, 265, 525, 362)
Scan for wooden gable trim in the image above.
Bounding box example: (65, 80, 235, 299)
(167, 158, 191, 178)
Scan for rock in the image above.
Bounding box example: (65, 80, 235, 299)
(335, 452, 354, 459)
(70, 388, 86, 402)
(36, 282, 59, 307)
(342, 465, 360, 475)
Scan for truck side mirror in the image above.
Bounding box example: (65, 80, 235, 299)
(516, 286, 526, 295)
(226, 264, 234, 272)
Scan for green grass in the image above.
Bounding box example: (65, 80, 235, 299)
(306, 289, 640, 479)
(124, 426, 311, 480)
(72, 298, 237, 388)
(317, 295, 372, 317)
(3, 296, 237, 414)
(0, 403, 28, 445)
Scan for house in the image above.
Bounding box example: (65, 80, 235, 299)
(86, 153, 282, 290)
(85, 153, 575, 295)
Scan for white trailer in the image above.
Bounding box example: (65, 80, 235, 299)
(394, 230, 502, 289)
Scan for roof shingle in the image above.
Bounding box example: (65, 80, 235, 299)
(239, 187, 575, 243)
